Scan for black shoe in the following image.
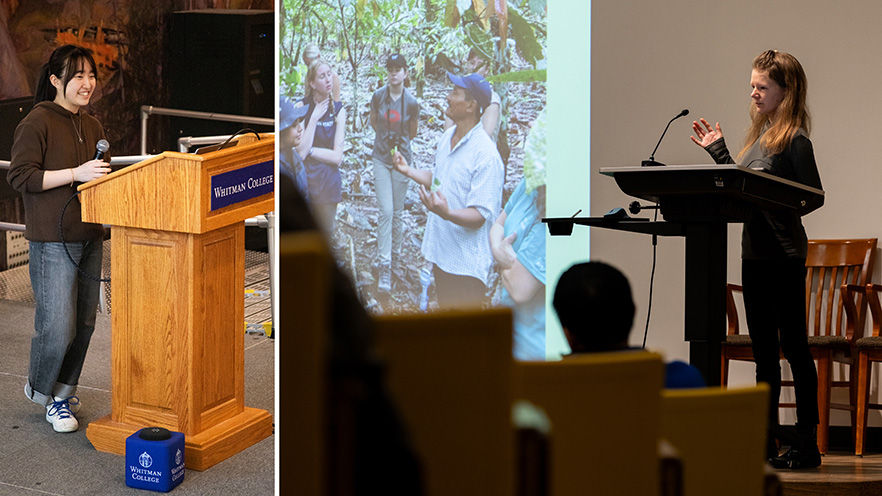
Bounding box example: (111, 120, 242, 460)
(766, 437, 779, 460)
(769, 446, 822, 469)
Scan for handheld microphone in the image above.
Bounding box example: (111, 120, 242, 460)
(642, 109, 689, 167)
(93, 139, 110, 161)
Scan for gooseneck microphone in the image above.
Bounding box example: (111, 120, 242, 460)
(642, 109, 689, 167)
(93, 139, 110, 160)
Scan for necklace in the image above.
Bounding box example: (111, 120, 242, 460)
(69, 112, 83, 143)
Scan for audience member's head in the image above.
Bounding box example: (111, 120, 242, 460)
(553, 261, 635, 353)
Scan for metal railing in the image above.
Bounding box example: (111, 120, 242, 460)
(140, 105, 274, 155)
(0, 156, 155, 232)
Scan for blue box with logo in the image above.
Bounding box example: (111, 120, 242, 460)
(125, 427, 186, 492)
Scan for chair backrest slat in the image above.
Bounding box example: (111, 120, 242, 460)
(828, 266, 840, 336)
(870, 286, 882, 338)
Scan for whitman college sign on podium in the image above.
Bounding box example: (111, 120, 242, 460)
(78, 133, 275, 470)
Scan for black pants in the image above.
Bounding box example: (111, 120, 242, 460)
(742, 258, 819, 429)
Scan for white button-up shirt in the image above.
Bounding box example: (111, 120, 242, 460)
(421, 122, 504, 286)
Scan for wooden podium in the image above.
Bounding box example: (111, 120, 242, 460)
(79, 134, 274, 470)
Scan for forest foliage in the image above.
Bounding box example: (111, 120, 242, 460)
(280, 0, 546, 101)
(279, 0, 547, 312)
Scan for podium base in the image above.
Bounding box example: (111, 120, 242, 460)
(87, 407, 273, 471)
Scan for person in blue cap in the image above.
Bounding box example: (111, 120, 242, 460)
(279, 95, 310, 202)
(391, 72, 504, 308)
(444, 48, 502, 143)
(370, 53, 420, 293)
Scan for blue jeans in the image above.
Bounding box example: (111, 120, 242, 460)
(25, 240, 103, 406)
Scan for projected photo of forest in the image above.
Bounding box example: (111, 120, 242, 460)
(280, 0, 547, 358)
(281, 0, 546, 312)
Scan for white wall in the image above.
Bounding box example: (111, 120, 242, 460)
(552, 0, 882, 425)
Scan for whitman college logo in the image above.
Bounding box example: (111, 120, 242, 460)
(139, 452, 153, 469)
(175, 449, 183, 466)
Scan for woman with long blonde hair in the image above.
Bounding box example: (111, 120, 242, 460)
(295, 58, 346, 234)
(302, 43, 341, 101)
(690, 49, 823, 470)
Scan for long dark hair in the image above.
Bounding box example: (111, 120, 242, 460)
(33, 45, 98, 106)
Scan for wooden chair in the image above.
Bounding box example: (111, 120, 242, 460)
(722, 238, 877, 454)
(514, 352, 666, 496)
(278, 231, 333, 496)
(848, 284, 882, 455)
(373, 308, 514, 496)
(661, 385, 769, 496)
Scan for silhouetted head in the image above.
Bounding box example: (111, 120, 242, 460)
(553, 261, 635, 352)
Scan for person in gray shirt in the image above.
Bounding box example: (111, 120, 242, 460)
(370, 53, 420, 292)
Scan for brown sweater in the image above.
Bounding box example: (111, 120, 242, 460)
(8, 101, 110, 242)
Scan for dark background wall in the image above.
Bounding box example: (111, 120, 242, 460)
(1, 0, 273, 157)
(0, 1, 274, 255)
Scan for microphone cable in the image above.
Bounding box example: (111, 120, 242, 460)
(641, 205, 659, 349)
(59, 191, 110, 283)
(218, 128, 262, 150)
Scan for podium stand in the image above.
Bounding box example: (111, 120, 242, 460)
(79, 134, 275, 470)
(544, 165, 824, 386)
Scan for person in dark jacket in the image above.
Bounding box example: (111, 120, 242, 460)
(8, 45, 111, 433)
(552, 261, 706, 389)
(690, 49, 823, 469)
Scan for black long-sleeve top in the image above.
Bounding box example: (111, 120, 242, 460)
(705, 129, 823, 259)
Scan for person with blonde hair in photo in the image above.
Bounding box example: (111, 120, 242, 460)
(295, 58, 346, 234)
(302, 42, 341, 102)
(690, 49, 823, 469)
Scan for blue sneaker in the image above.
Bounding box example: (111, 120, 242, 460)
(46, 399, 78, 433)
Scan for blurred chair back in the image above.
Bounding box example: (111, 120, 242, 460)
(279, 231, 332, 495)
(514, 352, 665, 496)
(661, 385, 769, 496)
(374, 307, 515, 496)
